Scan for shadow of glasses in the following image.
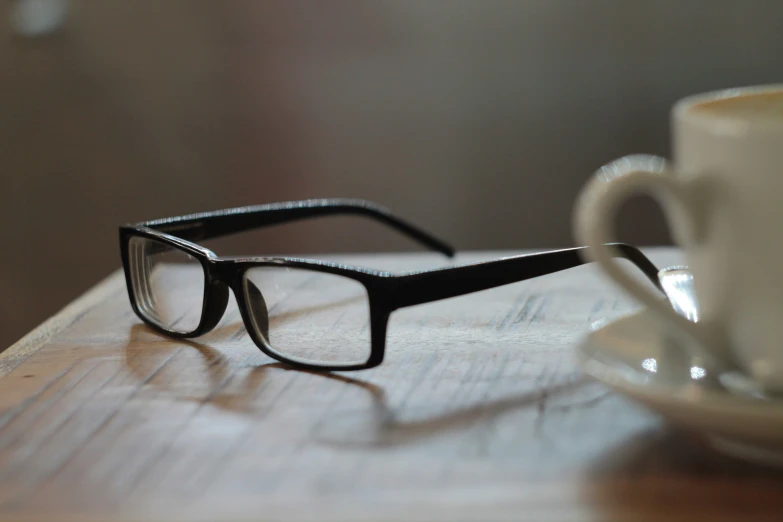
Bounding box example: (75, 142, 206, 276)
(123, 323, 267, 413)
(123, 323, 385, 416)
(124, 323, 604, 449)
(311, 373, 601, 448)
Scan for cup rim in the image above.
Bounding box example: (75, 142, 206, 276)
(674, 84, 783, 133)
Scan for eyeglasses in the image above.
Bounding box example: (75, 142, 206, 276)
(120, 199, 661, 371)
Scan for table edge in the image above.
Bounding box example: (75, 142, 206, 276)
(0, 269, 125, 377)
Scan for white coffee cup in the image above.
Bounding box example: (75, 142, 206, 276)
(574, 85, 783, 392)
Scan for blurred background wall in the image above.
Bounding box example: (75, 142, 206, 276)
(2, 0, 783, 348)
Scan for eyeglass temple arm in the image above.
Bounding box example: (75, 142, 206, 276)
(139, 199, 454, 258)
(392, 244, 661, 309)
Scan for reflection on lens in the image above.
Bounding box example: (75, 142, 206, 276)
(129, 237, 204, 333)
(243, 267, 370, 366)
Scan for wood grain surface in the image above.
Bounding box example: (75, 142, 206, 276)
(1, 249, 782, 522)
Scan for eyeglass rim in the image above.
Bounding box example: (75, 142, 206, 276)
(121, 229, 213, 337)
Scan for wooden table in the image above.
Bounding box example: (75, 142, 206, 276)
(1, 249, 781, 522)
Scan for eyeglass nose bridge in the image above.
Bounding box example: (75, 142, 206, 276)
(198, 278, 230, 333)
(201, 260, 270, 340)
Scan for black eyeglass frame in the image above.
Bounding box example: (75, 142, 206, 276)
(120, 199, 661, 371)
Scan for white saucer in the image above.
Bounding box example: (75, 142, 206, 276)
(576, 268, 783, 467)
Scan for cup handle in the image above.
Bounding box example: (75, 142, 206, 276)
(574, 155, 720, 371)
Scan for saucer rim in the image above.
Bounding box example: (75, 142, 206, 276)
(576, 309, 783, 421)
